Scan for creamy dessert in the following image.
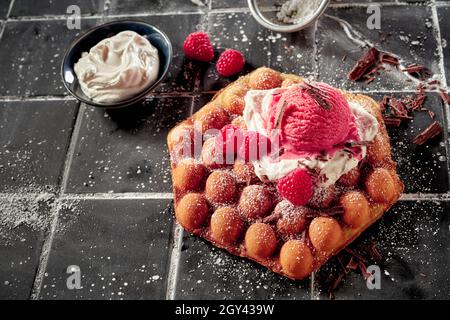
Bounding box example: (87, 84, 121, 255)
(243, 83, 378, 190)
(168, 67, 404, 281)
(74, 30, 160, 103)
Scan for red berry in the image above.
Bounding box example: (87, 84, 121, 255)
(216, 125, 243, 159)
(238, 131, 271, 162)
(216, 49, 245, 77)
(183, 31, 214, 62)
(277, 169, 313, 206)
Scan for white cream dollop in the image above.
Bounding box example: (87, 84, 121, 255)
(74, 31, 160, 103)
(243, 88, 379, 187)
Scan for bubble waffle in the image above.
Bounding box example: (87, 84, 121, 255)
(167, 67, 404, 280)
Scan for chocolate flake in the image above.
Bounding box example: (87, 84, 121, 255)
(439, 90, 450, 105)
(346, 257, 359, 271)
(402, 63, 433, 80)
(411, 121, 443, 146)
(300, 81, 332, 110)
(383, 116, 402, 127)
(344, 248, 368, 264)
(347, 47, 380, 81)
(368, 242, 383, 262)
(380, 52, 400, 66)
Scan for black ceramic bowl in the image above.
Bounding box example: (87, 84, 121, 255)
(61, 20, 172, 108)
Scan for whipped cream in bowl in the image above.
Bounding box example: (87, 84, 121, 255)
(61, 21, 172, 108)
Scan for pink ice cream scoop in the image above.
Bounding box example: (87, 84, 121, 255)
(267, 82, 352, 153)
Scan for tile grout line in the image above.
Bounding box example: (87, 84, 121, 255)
(310, 272, 316, 300)
(29, 204, 60, 300)
(60, 104, 86, 194)
(6, 0, 15, 18)
(2, 2, 449, 23)
(0, 92, 199, 101)
(2, 89, 449, 102)
(430, 1, 450, 190)
(312, 19, 319, 81)
(29, 102, 85, 299)
(60, 192, 174, 200)
(1, 192, 449, 201)
(0, 0, 13, 41)
(165, 223, 184, 300)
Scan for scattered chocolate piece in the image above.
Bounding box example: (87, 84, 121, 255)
(390, 98, 411, 118)
(344, 247, 368, 264)
(300, 81, 332, 110)
(402, 63, 433, 80)
(380, 52, 400, 66)
(383, 117, 402, 127)
(412, 121, 443, 146)
(347, 47, 380, 81)
(439, 90, 450, 105)
(346, 256, 359, 271)
(368, 242, 383, 262)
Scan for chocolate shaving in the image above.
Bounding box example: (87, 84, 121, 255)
(300, 81, 332, 110)
(344, 248, 368, 264)
(321, 206, 345, 217)
(411, 121, 443, 145)
(347, 47, 380, 81)
(380, 52, 400, 66)
(368, 242, 383, 262)
(274, 100, 288, 131)
(439, 90, 450, 105)
(262, 211, 281, 224)
(389, 98, 411, 118)
(346, 257, 359, 271)
(383, 117, 402, 127)
(358, 261, 371, 280)
(402, 63, 433, 80)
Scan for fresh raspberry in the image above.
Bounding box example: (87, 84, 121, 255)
(183, 31, 214, 62)
(238, 131, 271, 162)
(277, 169, 313, 206)
(216, 125, 243, 159)
(216, 49, 245, 77)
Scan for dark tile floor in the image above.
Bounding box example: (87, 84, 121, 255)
(0, 0, 449, 300)
(0, 100, 79, 193)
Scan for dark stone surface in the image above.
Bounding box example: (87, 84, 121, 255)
(10, 0, 105, 17)
(0, 0, 10, 19)
(0, 100, 79, 193)
(105, 0, 206, 15)
(210, 0, 247, 9)
(0, 0, 448, 301)
(315, 201, 450, 299)
(64, 97, 191, 193)
(437, 5, 450, 88)
(316, 5, 440, 91)
(0, 194, 53, 300)
(39, 199, 174, 299)
(174, 233, 311, 300)
(0, 19, 101, 97)
(371, 92, 449, 193)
